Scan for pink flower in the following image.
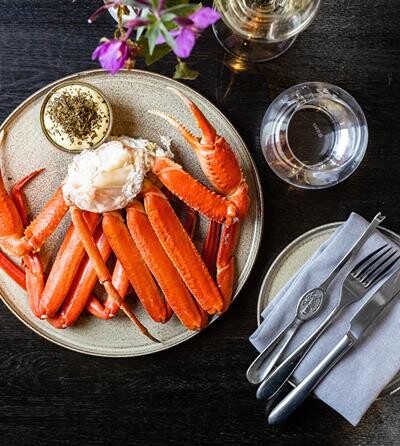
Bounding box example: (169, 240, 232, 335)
(158, 7, 220, 59)
(92, 39, 130, 75)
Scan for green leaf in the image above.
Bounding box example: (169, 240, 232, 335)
(121, 0, 149, 6)
(166, 0, 189, 5)
(139, 38, 172, 65)
(146, 22, 162, 54)
(135, 7, 150, 41)
(165, 0, 190, 7)
(163, 4, 200, 17)
(159, 21, 176, 48)
(160, 13, 176, 22)
(173, 61, 199, 80)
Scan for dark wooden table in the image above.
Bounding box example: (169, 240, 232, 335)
(0, 1, 399, 445)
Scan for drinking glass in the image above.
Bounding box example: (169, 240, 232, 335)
(213, 0, 321, 62)
(260, 82, 368, 189)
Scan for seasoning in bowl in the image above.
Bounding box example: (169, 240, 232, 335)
(41, 82, 112, 152)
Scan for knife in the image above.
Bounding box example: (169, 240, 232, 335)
(247, 212, 385, 386)
(267, 266, 400, 425)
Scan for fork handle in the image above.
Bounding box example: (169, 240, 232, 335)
(247, 318, 302, 384)
(268, 334, 355, 424)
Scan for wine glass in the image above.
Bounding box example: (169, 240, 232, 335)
(213, 0, 321, 62)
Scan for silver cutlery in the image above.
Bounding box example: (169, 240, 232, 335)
(268, 265, 400, 424)
(247, 289, 325, 385)
(381, 375, 400, 396)
(247, 213, 385, 386)
(256, 243, 399, 401)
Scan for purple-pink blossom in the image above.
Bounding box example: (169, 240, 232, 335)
(158, 7, 220, 59)
(92, 39, 130, 75)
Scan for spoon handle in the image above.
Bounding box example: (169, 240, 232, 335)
(247, 318, 302, 384)
(256, 306, 339, 401)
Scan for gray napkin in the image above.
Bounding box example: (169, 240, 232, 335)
(250, 213, 400, 426)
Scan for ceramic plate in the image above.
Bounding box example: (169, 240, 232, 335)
(0, 69, 263, 357)
(257, 222, 400, 394)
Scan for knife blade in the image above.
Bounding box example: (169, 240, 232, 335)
(267, 265, 400, 425)
(349, 266, 400, 340)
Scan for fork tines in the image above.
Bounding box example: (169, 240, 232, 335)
(351, 244, 400, 287)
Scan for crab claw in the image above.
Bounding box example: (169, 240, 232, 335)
(148, 109, 202, 150)
(148, 87, 218, 150)
(168, 87, 218, 145)
(150, 89, 248, 200)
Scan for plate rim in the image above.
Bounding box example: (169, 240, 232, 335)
(257, 221, 400, 325)
(0, 68, 264, 357)
(255, 221, 400, 395)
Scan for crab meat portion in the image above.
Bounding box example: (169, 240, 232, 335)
(62, 138, 172, 213)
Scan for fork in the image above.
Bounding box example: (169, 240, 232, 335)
(256, 244, 400, 401)
(247, 213, 385, 385)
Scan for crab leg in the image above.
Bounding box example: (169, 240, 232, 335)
(149, 94, 249, 221)
(202, 220, 221, 275)
(0, 132, 68, 257)
(47, 226, 112, 328)
(0, 186, 69, 257)
(152, 157, 237, 225)
(11, 169, 49, 316)
(11, 168, 45, 228)
(85, 297, 112, 320)
(0, 169, 46, 317)
(183, 206, 197, 240)
(0, 251, 25, 288)
(70, 206, 159, 342)
(8, 170, 102, 323)
(101, 211, 168, 323)
(142, 181, 223, 315)
(0, 167, 30, 289)
(39, 211, 100, 318)
(88, 262, 174, 321)
(216, 223, 241, 312)
(86, 260, 131, 320)
(150, 91, 250, 309)
(173, 203, 209, 327)
(127, 200, 205, 330)
(102, 261, 130, 317)
(24, 187, 69, 253)
(0, 163, 30, 257)
(156, 88, 246, 195)
(23, 255, 45, 317)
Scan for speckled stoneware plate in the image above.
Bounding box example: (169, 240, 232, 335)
(257, 222, 400, 395)
(0, 69, 263, 357)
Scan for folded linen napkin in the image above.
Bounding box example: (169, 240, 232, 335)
(250, 213, 400, 426)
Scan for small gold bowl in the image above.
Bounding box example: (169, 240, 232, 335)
(40, 81, 113, 153)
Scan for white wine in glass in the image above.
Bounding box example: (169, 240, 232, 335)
(213, 0, 321, 62)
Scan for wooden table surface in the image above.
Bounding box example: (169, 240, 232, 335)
(0, 1, 399, 445)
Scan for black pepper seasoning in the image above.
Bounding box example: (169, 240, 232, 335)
(46, 88, 106, 144)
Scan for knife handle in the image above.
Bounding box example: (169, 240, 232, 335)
(268, 334, 355, 425)
(247, 318, 302, 384)
(264, 382, 294, 418)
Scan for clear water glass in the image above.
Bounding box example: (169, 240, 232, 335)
(261, 82, 368, 189)
(213, 0, 321, 62)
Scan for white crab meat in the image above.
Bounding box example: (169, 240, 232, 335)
(62, 136, 173, 213)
